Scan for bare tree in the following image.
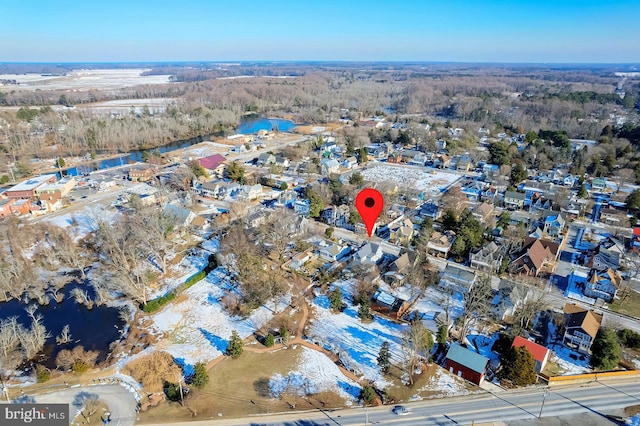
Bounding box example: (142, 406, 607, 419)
(401, 320, 434, 386)
(457, 275, 493, 343)
(56, 324, 72, 345)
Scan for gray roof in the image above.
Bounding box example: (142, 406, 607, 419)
(446, 343, 489, 374)
(505, 191, 526, 200)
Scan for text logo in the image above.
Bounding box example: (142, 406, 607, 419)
(2, 404, 67, 425)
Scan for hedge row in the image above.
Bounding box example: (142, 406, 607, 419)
(143, 292, 177, 313)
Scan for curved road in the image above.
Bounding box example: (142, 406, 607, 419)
(30, 384, 138, 426)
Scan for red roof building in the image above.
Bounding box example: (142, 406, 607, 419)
(198, 154, 227, 177)
(512, 336, 551, 373)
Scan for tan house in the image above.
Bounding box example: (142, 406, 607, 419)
(472, 202, 494, 223)
(129, 167, 156, 182)
(388, 217, 414, 245)
(563, 303, 602, 354)
(504, 191, 525, 210)
(510, 237, 559, 276)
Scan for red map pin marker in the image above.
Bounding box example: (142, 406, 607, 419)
(355, 188, 384, 238)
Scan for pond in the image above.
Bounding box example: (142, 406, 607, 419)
(237, 117, 296, 134)
(0, 281, 125, 368)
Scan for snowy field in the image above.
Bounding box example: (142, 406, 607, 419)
(308, 280, 407, 388)
(174, 142, 231, 160)
(151, 268, 286, 366)
(0, 69, 171, 91)
(148, 248, 211, 300)
(360, 165, 461, 194)
(269, 347, 361, 403)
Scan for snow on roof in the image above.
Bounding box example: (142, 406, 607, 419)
(9, 174, 57, 192)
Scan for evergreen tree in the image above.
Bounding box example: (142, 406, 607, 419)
(329, 287, 343, 312)
(265, 333, 275, 347)
(510, 163, 528, 186)
(377, 341, 391, 373)
(626, 189, 640, 211)
(349, 171, 364, 186)
(437, 325, 448, 345)
(226, 330, 244, 358)
(226, 161, 245, 183)
(358, 298, 372, 321)
(591, 328, 621, 370)
(357, 147, 368, 164)
(577, 183, 588, 199)
(191, 362, 209, 388)
(55, 157, 66, 168)
(500, 346, 536, 386)
(360, 385, 376, 404)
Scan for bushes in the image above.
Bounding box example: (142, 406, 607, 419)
(35, 364, 50, 383)
(143, 292, 177, 313)
(190, 362, 209, 388)
(618, 329, 640, 349)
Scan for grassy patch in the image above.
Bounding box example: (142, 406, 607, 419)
(382, 363, 477, 403)
(608, 290, 640, 318)
(136, 346, 350, 423)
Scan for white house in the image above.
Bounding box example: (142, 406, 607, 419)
(290, 251, 312, 270)
(355, 242, 383, 264)
(294, 199, 310, 216)
(319, 243, 350, 262)
(320, 159, 340, 176)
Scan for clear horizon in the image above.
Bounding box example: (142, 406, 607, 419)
(2, 0, 639, 63)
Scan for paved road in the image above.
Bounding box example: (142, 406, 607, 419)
(141, 377, 640, 425)
(30, 384, 138, 425)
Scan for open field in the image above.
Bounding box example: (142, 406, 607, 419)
(360, 164, 461, 194)
(609, 290, 640, 318)
(0, 69, 171, 91)
(136, 347, 352, 423)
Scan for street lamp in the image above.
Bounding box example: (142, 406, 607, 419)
(538, 389, 549, 419)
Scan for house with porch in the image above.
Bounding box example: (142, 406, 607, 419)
(583, 267, 621, 303)
(562, 303, 602, 355)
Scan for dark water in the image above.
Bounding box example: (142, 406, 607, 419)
(237, 117, 296, 134)
(61, 133, 213, 177)
(0, 282, 125, 368)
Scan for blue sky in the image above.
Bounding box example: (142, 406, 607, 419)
(2, 0, 639, 63)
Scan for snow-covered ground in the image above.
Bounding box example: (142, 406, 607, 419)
(548, 344, 591, 375)
(269, 347, 361, 403)
(360, 165, 461, 193)
(391, 284, 465, 325)
(43, 204, 119, 241)
(148, 248, 211, 299)
(150, 268, 286, 366)
(308, 280, 407, 389)
(413, 367, 471, 399)
(466, 331, 501, 366)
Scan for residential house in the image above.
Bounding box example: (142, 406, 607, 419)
(274, 155, 290, 169)
(455, 155, 473, 172)
(584, 268, 622, 303)
(588, 246, 620, 271)
(562, 303, 603, 354)
(512, 336, 550, 373)
(388, 217, 414, 245)
(461, 180, 484, 202)
(427, 231, 455, 258)
(321, 141, 338, 153)
(293, 199, 310, 216)
(321, 205, 351, 228)
(320, 158, 340, 176)
(542, 213, 566, 237)
(290, 251, 312, 271)
(371, 290, 410, 319)
(200, 181, 223, 199)
(518, 181, 555, 207)
(444, 343, 489, 385)
(504, 191, 525, 210)
(319, 243, 350, 262)
(434, 154, 451, 169)
(163, 203, 196, 228)
(419, 202, 439, 220)
(599, 207, 628, 226)
(198, 154, 227, 178)
(342, 156, 358, 169)
(410, 152, 428, 166)
(257, 153, 276, 166)
(439, 264, 477, 293)
(491, 280, 532, 320)
(563, 175, 578, 187)
(355, 242, 383, 264)
(6, 174, 57, 199)
(128, 167, 156, 182)
(472, 202, 494, 223)
(591, 177, 607, 193)
(469, 241, 504, 273)
(510, 237, 560, 276)
(245, 210, 268, 229)
(529, 197, 553, 214)
(238, 184, 263, 201)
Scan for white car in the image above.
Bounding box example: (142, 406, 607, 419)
(392, 405, 411, 416)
